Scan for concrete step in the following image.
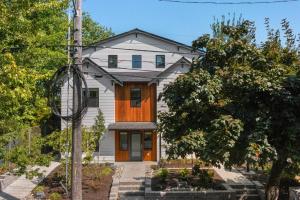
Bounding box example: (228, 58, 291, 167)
(236, 194, 261, 200)
(235, 189, 258, 195)
(119, 185, 145, 191)
(119, 181, 145, 186)
(119, 196, 145, 200)
(119, 190, 145, 197)
(230, 184, 256, 189)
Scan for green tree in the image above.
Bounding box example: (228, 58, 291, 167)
(159, 18, 300, 200)
(0, 0, 113, 174)
(82, 12, 114, 46)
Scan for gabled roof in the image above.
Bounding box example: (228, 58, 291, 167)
(84, 28, 194, 51)
(148, 57, 191, 84)
(83, 57, 191, 85)
(83, 58, 123, 86)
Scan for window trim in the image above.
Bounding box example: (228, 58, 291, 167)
(83, 88, 99, 107)
(108, 55, 118, 68)
(156, 55, 165, 68)
(130, 88, 142, 107)
(119, 132, 128, 151)
(132, 55, 142, 69)
(143, 132, 152, 150)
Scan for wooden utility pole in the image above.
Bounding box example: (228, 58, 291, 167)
(71, 0, 82, 199)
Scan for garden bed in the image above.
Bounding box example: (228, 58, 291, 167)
(32, 163, 114, 200)
(146, 167, 234, 200)
(151, 168, 224, 191)
(158, 159, 211, 169)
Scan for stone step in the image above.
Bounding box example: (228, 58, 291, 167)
(119, 196, 145, 200)
(230, 184, 256, 189)
(119, 190, 145, 197)
(119, 181, 145, 186)
(235, 189, 258, 195)
(119, 185, 145, 191)
(236, 194, 261, 200)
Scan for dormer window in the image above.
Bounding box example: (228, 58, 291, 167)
(132, 55, 142, 69)
(108, 55, 118, 68)
(156, 55, 165, 68)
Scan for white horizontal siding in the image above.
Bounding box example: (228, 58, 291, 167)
(83, 33, 196, 73)
(60, 65, 115, 159)
(157, 64, 190, 113)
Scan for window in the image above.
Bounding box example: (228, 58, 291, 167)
(83, 88, 99, 107)
(108, 55, 118, 68)
(130, 88, 141, 107)
(132, 55, 142, 68)
(120, 132, 128, 150)
(144, 132, 152, 149)
(156, 55, 165, 68)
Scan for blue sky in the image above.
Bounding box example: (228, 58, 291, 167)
(83, 0, 299, 45)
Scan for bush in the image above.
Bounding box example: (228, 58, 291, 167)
(192, 163, 201, 176)
(179, 168, 189, 180)
(100, 166, 113, 176)
(156, 168, 168, 180)
(33, 186, 44, 193)
(197, 170, 214, 188)
(49, 192, 62, 200)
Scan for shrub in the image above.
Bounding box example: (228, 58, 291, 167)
(179, 168, 189, 180)
(100, 166, 113, 176)
(49, 192, 62, 200)
(192, 163, 201, 176)
(33, 186, 44, 193)
(156, 168, 168, 180)
(197, 170, 214, 188)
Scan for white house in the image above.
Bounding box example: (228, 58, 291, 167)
(61, 28, 199, 162)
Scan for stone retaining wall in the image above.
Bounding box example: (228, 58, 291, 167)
(145, 169, 236, 200)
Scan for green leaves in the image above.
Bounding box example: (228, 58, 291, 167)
(159, 17, 300, 178)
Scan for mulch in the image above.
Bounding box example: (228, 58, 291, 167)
(36, 164, 114, 200)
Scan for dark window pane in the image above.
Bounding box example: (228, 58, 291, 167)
(156, 55, 165, 68)
(132, 55, 142, 68)
(83, 88, 99, 107)
(108, 55, 118, 68)
(144, 132, 152, 149)
(130, 88, 141, 107)
(120, 132, 128, 150)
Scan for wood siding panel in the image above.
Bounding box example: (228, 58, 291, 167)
(115, 83, 156, 122)
(115, 131, 129, 161)
(143, 133, 157, 161)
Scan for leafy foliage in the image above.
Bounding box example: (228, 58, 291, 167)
(82, 12, 114, 46)
(159, 18, 300, 199)
(0, 1, 112, 174)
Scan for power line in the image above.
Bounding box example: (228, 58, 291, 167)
(159, 0, 300, 4)
(1, 44, 202, 55)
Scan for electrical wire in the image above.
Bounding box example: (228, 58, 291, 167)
(158, 0, 300, 4)
(1, 45, 201, 55)
(49, 65, 89, 121)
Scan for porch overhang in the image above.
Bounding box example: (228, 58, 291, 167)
(108, 122, 157, 130)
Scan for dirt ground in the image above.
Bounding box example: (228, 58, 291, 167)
(35, 164, 114, 200)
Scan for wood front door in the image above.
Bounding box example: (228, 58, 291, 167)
(115, 131, 157, 162)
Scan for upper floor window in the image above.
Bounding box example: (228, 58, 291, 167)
(108, 55, 118, 68)
(130, 88, 141, 107)
(132, 55, 142, 69)
(156, 55, 165, 68)
(83, 88, 99, 107)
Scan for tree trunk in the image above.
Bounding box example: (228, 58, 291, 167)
(265, 158, 286, 200)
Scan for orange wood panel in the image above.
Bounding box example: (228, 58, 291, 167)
(143, 132, 157, 161)
(115, 131, 129, 161)
(115, 82, 156, 122)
